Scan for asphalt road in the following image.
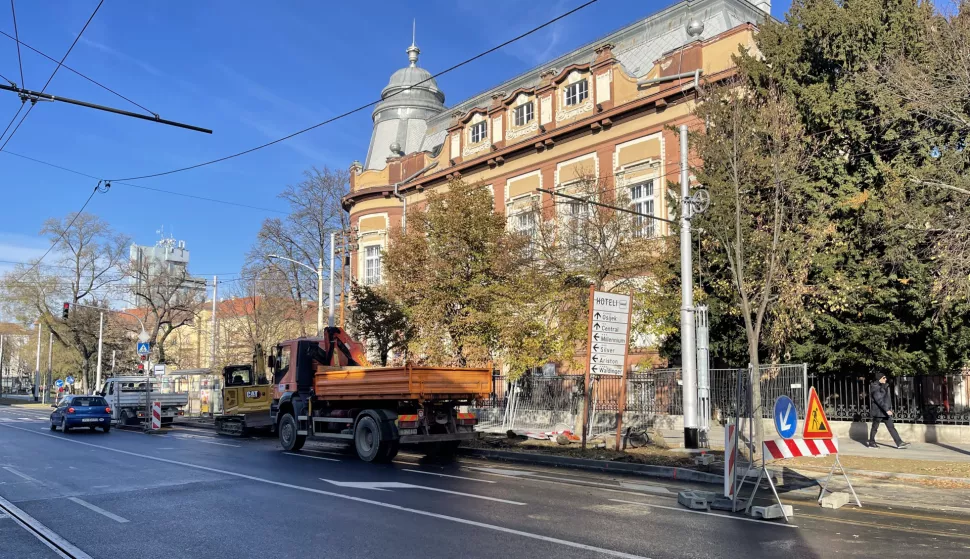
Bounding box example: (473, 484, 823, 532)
(2, 406, 969, 559)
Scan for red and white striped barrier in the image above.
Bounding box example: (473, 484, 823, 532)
(151, 401, 162, 430)
(724, 423, 737, 497)
(763, 437, 838, 460)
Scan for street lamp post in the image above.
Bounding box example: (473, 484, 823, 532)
(267, 254, 325, 336)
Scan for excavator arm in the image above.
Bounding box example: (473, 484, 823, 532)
(307, 327, 371, 367)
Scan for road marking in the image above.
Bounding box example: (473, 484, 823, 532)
(0, 493, 94, 559)
(609, 499, 797, 528)
(320, 479, 523, 505)
(303, 449, 347, 457)
(392, 461, 421, 466)
(285, 452, 339, 462)
(468, 467, 677, 499)
(0, 423, 651, 559)
(843, 507, 970, 526)
(470, 467, 536, 477)
(2, 467, 44, 485)
(173, 435, 240, 447)
(67, 497, 129, 523)
(402, 469, 496, 484)
(797, 513, 970, 540)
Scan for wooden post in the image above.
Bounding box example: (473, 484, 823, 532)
(582, 286, 594, 451)
(614, 289, 635, 451)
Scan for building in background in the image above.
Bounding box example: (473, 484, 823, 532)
(342, 0, 771, 367)
(129, 236, 207, 295)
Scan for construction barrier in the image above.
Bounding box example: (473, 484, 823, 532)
(763, 437, 838, 459)
(151, 401, 162, 430)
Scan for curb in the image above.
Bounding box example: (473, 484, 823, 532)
(457, 447, 725, 485)
(782, 465, 970, 485)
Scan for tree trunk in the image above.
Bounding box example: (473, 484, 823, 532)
(748, 339, 764, 462)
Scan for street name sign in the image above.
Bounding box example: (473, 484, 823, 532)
(587, 291, 632, 376)
(773, 395, 797, 440)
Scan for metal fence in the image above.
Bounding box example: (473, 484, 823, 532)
(808, 373, 970, 425)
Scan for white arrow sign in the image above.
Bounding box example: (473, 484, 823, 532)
(779, 403, 793, 432)
(319, 479, 525, 505)
(591, 364, 623, 375)
(590, 311, 627, 324)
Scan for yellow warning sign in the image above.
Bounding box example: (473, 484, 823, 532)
(803, 387, 833, 439)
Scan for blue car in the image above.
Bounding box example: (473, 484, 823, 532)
(50, 395, 112, 433)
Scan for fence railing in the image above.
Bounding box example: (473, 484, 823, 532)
(809, 373, 970, 425)
(472, 368, 970, 432)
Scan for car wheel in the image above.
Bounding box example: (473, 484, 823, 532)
(50, 422, 57, 431)
(61, 417, 70, 433)
(102, 425, 110, 433)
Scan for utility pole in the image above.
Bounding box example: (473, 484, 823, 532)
(339, 234, 347, 329)
(34, 321, 42, 402)
(111, 350, 116, 374)
(46, 333, 53, 403)
(317, 257, 325, 336)
(329, 232, 336, 328)
(210, 275, 218, 368)
(680, 123, 699, 449)
(95, 311, 104, 392)
(0, 335, 4, 398)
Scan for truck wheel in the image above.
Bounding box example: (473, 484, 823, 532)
(355, 415, 398, 463)
(120, 410, 134, 426)
(278, 413, 305, 452)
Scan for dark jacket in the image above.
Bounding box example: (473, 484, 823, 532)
(870, 381, 892, 419)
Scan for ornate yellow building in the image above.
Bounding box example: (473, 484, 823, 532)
(344, 0, 767, 287)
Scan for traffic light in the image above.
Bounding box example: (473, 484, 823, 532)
(62, 302, 70, 320)
(137, 363, 144, 371)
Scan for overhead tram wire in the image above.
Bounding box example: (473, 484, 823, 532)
(0, 29, 157, 116)
(1, 149, 287, 214)
(107, 0, 602, 183)
(0, 0, 105, 151)
(9, 0, 23, 89)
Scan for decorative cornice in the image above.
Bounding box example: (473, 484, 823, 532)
(556, 100, 594, 122)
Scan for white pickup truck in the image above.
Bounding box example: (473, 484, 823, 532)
(97, 376, 188, 426)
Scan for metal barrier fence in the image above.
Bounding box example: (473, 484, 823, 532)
(808, 373, 970, 425)
(474, 365, 807, 432)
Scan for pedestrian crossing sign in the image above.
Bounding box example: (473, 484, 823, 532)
(802, 387, 833, 439)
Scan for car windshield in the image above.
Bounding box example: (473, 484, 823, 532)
(71, 397, 107, 407)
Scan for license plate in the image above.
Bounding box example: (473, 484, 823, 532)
(399, 428, 417, 435)
(82, 418, 99, 423)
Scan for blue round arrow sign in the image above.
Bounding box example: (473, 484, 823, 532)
(55, 379, 64, 388)
(65, 376, 74, 385)
(773, 395, 797, 440)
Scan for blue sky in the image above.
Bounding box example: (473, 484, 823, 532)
(0, 0, 791, 284)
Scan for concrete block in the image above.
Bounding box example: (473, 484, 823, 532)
(693, 454, 716, 466)
(749, 504, 793, 520)
(820, 492, 850, 510)
(678, 490, 712, 511)
(710, 497, 737, 511)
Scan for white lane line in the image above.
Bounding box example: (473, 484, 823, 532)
(0, 423, 650, 559)
(172, 435, 240, 447)
(285, 452, 339, 462)
(402, 469, 496, 484)
(392, 461, 421, 466)
(0, 493, 94, 559)
(2, 467, 44, 485)
(609, 499, 798, 528)
(67, 497, 129, 523)
(303, 449, 347, 457)
(156, 447, 176, 450)
(320, 479, 524, 505)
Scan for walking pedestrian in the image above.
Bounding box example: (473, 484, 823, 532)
(868, 374, 909, 449)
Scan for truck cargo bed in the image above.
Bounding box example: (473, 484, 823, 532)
(314, 365, 490, 401)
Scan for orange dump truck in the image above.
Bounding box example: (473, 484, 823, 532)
(270, 327, 490, 462)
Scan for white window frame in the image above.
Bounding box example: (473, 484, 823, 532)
(513, 102, 534, 127)
(363, 245, 383, 285)
(564, 80, 589, 106)
(470, 121, 488, 144)
(506, 194, 538, 255)
(629, 179, 656, 239)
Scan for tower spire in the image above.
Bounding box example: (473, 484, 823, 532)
(406, 19, 420, 67)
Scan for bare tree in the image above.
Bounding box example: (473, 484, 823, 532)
(127, 259, 205, 365)
(0, 212, 129, 389)
(692, 81, 824, 456)
(246, 166, 349, 335)
(878, 5, 970, 303)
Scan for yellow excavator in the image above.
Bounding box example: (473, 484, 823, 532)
(214, 344, 275, 436)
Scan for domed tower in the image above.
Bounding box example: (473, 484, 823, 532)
(363, 34, 447, 170)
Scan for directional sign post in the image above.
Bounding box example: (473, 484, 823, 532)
(773, 395, 797, 440)
(582, 288, 633, 451)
